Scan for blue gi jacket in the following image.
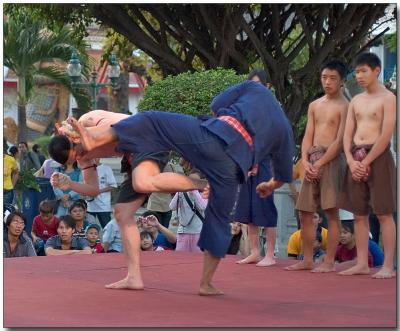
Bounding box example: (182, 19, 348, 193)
(201, 80, 294, 183)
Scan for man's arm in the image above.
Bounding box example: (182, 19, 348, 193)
(343, 100, 367, 180)
(361, 93, 396, 167)
(301, 104, 317, 180)
(313, 101, 349, 170)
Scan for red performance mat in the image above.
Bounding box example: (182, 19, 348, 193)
(4, 251, 397, 327)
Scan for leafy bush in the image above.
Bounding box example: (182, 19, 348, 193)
(138, 68, 246, 117)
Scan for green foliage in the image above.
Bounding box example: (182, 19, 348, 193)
(32, 135, 52, 159)
(138, 68, 246, 116)
(15, 169, 41, 192)
(384, 33, 396, 53)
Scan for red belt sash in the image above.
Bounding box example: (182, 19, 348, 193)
(218, 116, 253, 147)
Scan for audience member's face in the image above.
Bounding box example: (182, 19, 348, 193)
(230, 222, 242, 235)
(18, 143, 28, 154)
(40, 210, 54, 223)
(86, 228, 99, 244)
(70, 206, 85, 222)
(312, 213, 321, 228)
(57, 221, 74, 242)
(251, 75, 261, 83)
(141, 235, 154, 251)
(339, 228, 354, 246)
(8, 215, 25, 237)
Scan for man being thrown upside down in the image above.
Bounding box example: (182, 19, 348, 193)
(50, 79, 294, 295)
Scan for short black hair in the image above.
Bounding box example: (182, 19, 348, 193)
(69, 200, 87, 212)
(248, 69, 270, 86)
(341, 221, 354, 234)
(39, 200, 55, 214)
(9, 146, 18, 157)
(321, 59, 347, 79)
(32, 144, 40, 153)
(5, 211, 27, 227)
(48, 135, 71, 165)
(59, 215, 76, 229)
(18, 141, 28, 148)
(354, 52, 381, 70)
(140, 230, 153, 241)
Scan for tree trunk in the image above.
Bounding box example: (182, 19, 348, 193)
(17, 75, 28, 142)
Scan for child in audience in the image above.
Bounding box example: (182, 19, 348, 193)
(31, 200, 60, 255)
(140, 231, 164, 251)
(85, 223, 104, 253)
(140, 211, 177, 250)
(335, 221, 375, 267)
(45, 215, 91, 256)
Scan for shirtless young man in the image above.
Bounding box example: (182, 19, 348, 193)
(50, 110, 203, 290)
(339, 52, 396, 279)
(56, 80, 294, 295)
(286, 60, 349, 272)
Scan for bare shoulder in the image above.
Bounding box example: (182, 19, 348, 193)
(383, 89, 396, 103)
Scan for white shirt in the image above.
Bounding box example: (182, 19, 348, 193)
(102, 218, 123, 252)
(87, 164, 117, 213)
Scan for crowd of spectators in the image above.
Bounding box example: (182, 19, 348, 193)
(3, 148, 387, 271)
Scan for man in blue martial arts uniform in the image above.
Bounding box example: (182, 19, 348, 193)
(50, 80, 295, 295)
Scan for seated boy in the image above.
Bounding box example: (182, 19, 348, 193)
(31, 200, 60, 255)
(85, 223, 104, 253)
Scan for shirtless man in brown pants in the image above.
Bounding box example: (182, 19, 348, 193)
(339, 52, 396, 279)
(286, 60, 349, 272)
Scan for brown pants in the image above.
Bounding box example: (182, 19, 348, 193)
(340, 147, 396, 215)
(296, 151, 346, 213)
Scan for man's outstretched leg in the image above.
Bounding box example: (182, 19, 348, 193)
(199, 250, 223, 296)
(105, 198, 146, 290)
(133, 161, 208, 193)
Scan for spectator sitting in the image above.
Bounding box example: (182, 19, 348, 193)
(4, 138, 19, 206)
(297, 230, 326, 263)
(31, 200, 60, 255)
(139, 211, 177, 250)
(75, 199, 99, 226)
(227, 222, 250, 256)
(45, 215, 91, 256)
(140, 231, 165, 251)
(69, 201, 90, 238)
(102, 217, 123, 253)
(85, 224, 104, 254)
(4, 211, 36, 258)
(287, 212, 328, 259)
(335, 221, 382, 268)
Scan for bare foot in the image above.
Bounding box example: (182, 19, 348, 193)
(256, 256, 276, 267)
(199, 283, 224, 296)
(105, 276, 144, 290)
(284, 261, 313, 271)
(338, 264, 370, 276)
(236, 253, 261, 264)
(311, 262, 335, 273)
(371, 267, 396, 279)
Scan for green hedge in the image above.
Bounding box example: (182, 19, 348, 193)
(138, 68, 246, 117)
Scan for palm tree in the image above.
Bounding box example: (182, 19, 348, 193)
(4, 12, 91, 142)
